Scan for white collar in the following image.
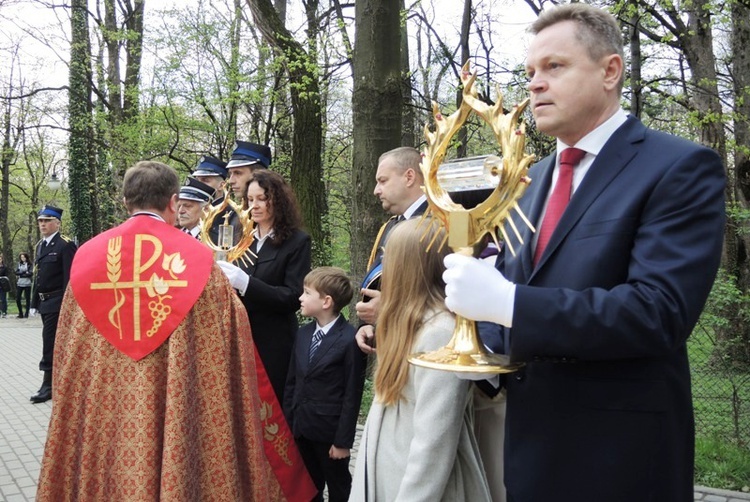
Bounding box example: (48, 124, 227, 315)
(44, 231, 59, 245)
(316, 315, 340, 335)
(130, 211, 166, 223)
(557, 108, 628, 156)
(402, 194, 427, 220)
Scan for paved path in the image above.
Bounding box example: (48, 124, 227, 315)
(1, 316, 748, 501)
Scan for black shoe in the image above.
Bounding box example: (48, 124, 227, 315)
(30, 371, 52, 403)
(30, 384, 52, 403)
(17, 314, 23, 319)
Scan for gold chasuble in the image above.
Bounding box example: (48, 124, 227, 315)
(37, 216, 306, 501)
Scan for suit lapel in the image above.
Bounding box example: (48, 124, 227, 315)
(504, 155, 555, 282)
(247, 238, 279, 275)
(411, 200, 429, 218)
(531, 118, 645, 274)
(308, 316, 346, 370)
(36, 234, 58, 263)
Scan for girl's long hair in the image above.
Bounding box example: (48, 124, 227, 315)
(373, 218, 450, 406)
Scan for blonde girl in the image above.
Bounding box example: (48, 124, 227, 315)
(350, 218, 490, 502)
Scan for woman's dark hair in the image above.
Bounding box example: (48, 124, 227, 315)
(247, 170, 303, 245)
(19, 252, 30, 263)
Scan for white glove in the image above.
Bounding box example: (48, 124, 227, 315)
(29, 308, 37, 317)
(443, 253, 515, 327)
(217, 260, 250, 296)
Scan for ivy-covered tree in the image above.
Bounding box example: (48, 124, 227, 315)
(68, 0, 97, 242)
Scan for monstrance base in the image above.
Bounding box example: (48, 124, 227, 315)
(408, 347, 523, 374)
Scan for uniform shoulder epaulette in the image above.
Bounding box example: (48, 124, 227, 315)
(59, 234, 73, 243)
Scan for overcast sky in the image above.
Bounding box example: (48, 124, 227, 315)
(1, 0, 537, 89)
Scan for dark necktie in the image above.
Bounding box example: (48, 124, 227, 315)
(309, 329, 325, 361)
(533, 148, 587, 266)
(41, 241, 48, 250)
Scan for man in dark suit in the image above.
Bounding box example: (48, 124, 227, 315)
(30, 205, 78, 404)
(354, 146, 428, 353)
(284, 267, 365, 502)
(442, 4, 725, 501)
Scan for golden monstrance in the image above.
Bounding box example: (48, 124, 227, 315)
(200, 194, 256, 266)
(408, 61, 536, 374)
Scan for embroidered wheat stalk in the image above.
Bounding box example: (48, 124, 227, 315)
(107, 237, 125, 339)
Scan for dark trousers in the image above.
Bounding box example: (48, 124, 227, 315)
(0, 289, 6, 314)
(39, 311, 60, 372)
(295, 436, 352, 502)
(16, 286, 31, 316)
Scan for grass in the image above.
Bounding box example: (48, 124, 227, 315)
(694, 435, 750, 491)
(688, 327, 750, 491)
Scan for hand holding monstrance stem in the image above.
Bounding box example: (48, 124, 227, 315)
(409, 61, 536, 374)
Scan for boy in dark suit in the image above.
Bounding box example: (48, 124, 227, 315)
(283, 267, 365, 502)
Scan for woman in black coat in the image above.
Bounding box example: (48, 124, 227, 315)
(219, 170, 311, 402)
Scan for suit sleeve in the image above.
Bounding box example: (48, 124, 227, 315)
(62, 241, 77, 290)
(244, 231, 311, 312)
(334, 327, 367, 449)
(511, 145, 725, 362)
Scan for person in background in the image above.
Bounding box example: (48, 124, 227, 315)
(350, 219, 491, 501)
(177, 177, 215, 239)
(30, 205, 77, 404)
(192, 155, 228, 206)
(191, 155, 230, 245)
(15, 252, 33, 318)
(226, 141, 272, 199)
(442, 4, 725, 500)
(283, 266, 365, 502)
(354, 146, 427, 354)
(0, 255, 9, 318)
(219, 169, 312, 403)
(36, 160, 308, 501)
(221, 141, 273, 245)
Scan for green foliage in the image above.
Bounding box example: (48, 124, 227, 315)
(698, 269, 750, 369)
(690, 270, 750, 487)
(694, 436, 750, 491)
(726, 201, 750, 237)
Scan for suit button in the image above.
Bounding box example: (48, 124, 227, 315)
(514, 372, 524, 382)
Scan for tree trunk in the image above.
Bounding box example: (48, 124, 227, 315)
(245, 0, 329, 267)
(455, 0, 471, 158)
(351, 0, 402, 286)
(123, 0, 144, 122)
(68, 0, 96, 242)
(1, 90, 15, 278)
(627, 1, 643, 118)
(400, 0, 415, 147)
(725, 0, 750, 365)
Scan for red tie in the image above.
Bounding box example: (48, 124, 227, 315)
(533, 148, 587, 266)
